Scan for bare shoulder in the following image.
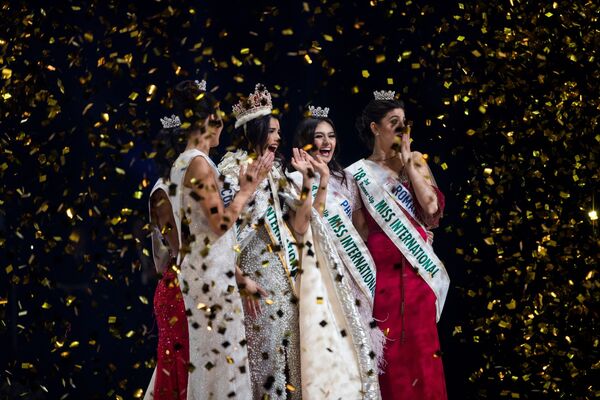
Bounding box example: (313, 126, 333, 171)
(185, 156, 215, 186)
(150, 188, 169, 205)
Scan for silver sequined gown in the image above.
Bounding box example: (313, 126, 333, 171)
(219, 152, 301, 400)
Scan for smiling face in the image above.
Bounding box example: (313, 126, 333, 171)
(311, 121, 337, 163)
(263, 117, 281, 155)
(371, 107, 406, 149)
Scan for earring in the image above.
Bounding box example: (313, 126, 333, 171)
(374, 131, 380, 137)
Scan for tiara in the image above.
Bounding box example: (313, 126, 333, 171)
(232, 83, 273, 129)
(373, 90, 396, 101)
(308, 105, 330, 118)
(160, 114, 182, 129)
(194, 80, 207, 92)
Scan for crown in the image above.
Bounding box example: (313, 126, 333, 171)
(194, 80, 207, 92)
(308, 105, 330, 118)
(232, 83, 273, 128)
(160, 114, 182, 129)
(373, 90, 396, 100)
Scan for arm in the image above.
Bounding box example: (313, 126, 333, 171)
(184, 153, 273, 236)
(289, 148, 314, 236)
(150, 189, 179, 257)
(352, 208, 369, 242)
(405, 151, 439, 217)
(400, 128, 439, 218)
(309, 155, 330, 217)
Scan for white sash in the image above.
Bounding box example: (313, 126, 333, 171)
(346, 159, 450, 321)
(305, 177, 376, 303)
(265, 174, 300, 278)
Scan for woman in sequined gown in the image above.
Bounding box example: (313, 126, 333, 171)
(165, 80, 273, 399)
(351, 97, 448, 399)
(219, 84, 315, 399)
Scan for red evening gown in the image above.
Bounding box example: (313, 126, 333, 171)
(152, 268, 190, 400)
(366, 185, 447, 400)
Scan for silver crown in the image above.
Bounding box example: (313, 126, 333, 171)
(194, 80, 207, 91)
(308, 105, 330, 118)
(160, 114, 182, 129)
(373, 90, 396, 100)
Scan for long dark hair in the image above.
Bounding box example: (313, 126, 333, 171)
(293, 116, 346, 186)
(355, 99, 405, 150)
(234, 114, 284, 163)
(153, 80, 220, 179)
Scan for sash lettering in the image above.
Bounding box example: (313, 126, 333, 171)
(347, 160, 450, 321)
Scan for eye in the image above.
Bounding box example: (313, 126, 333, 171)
(328, 132, 336, 139)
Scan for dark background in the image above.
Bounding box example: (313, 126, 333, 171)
(1, 0, 598, 399)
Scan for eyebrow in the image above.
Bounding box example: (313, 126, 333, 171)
(314, 130, 335, 134)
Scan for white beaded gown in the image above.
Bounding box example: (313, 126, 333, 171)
(170, 149, 252, 399)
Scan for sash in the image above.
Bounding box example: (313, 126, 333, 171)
(346, 159, 450, 321)
(265, 174, 300, 278)
(305, 177, 376, 303)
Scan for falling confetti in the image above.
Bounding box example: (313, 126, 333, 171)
(0, 0, 598, 398)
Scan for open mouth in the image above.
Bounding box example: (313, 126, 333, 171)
(318, 147, 332, 157)
(267, 144, 279, 153)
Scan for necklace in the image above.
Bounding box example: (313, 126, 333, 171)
(368, 153, 397, 162)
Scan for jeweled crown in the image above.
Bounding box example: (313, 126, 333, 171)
(232, 83, 273, 129)
(308, 105, 330, 118)
(160, 114, 182, 129)
(373, 90, 396, 101)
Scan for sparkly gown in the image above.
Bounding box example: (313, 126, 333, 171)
(145, 179, 189, 400)
(364, 178, 447, 400)
(287, 170, 381, 399)
(171, 149, 252, 399)
(219, 152, 301, 400)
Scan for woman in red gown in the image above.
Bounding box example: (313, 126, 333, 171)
(350, 93, 449, 399)
(146, 180, 189, 400)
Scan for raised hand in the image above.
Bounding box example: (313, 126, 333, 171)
(306, 153, 330, 179)
(400, 122, 413, 168)
(239, 152, 275, 193)
(291, 148, 314, 177)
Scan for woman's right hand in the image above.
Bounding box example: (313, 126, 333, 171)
(239, 152, 274, 193)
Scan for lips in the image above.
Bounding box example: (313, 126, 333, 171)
(318, 147, 331, 157)
(267, 144, 279, 153)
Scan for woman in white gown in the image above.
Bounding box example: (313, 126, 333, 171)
(167, 80, 273, 399)
(290, 104, 386, 365)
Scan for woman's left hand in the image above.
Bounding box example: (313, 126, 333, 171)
(400, 123, 413, 168)
(291, 148, 314, 177)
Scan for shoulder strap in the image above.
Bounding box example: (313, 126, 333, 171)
(169, 149, 216, 264)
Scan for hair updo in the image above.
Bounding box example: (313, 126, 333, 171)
(153, 80, 219, 178)
(355, 99, 405, 150)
